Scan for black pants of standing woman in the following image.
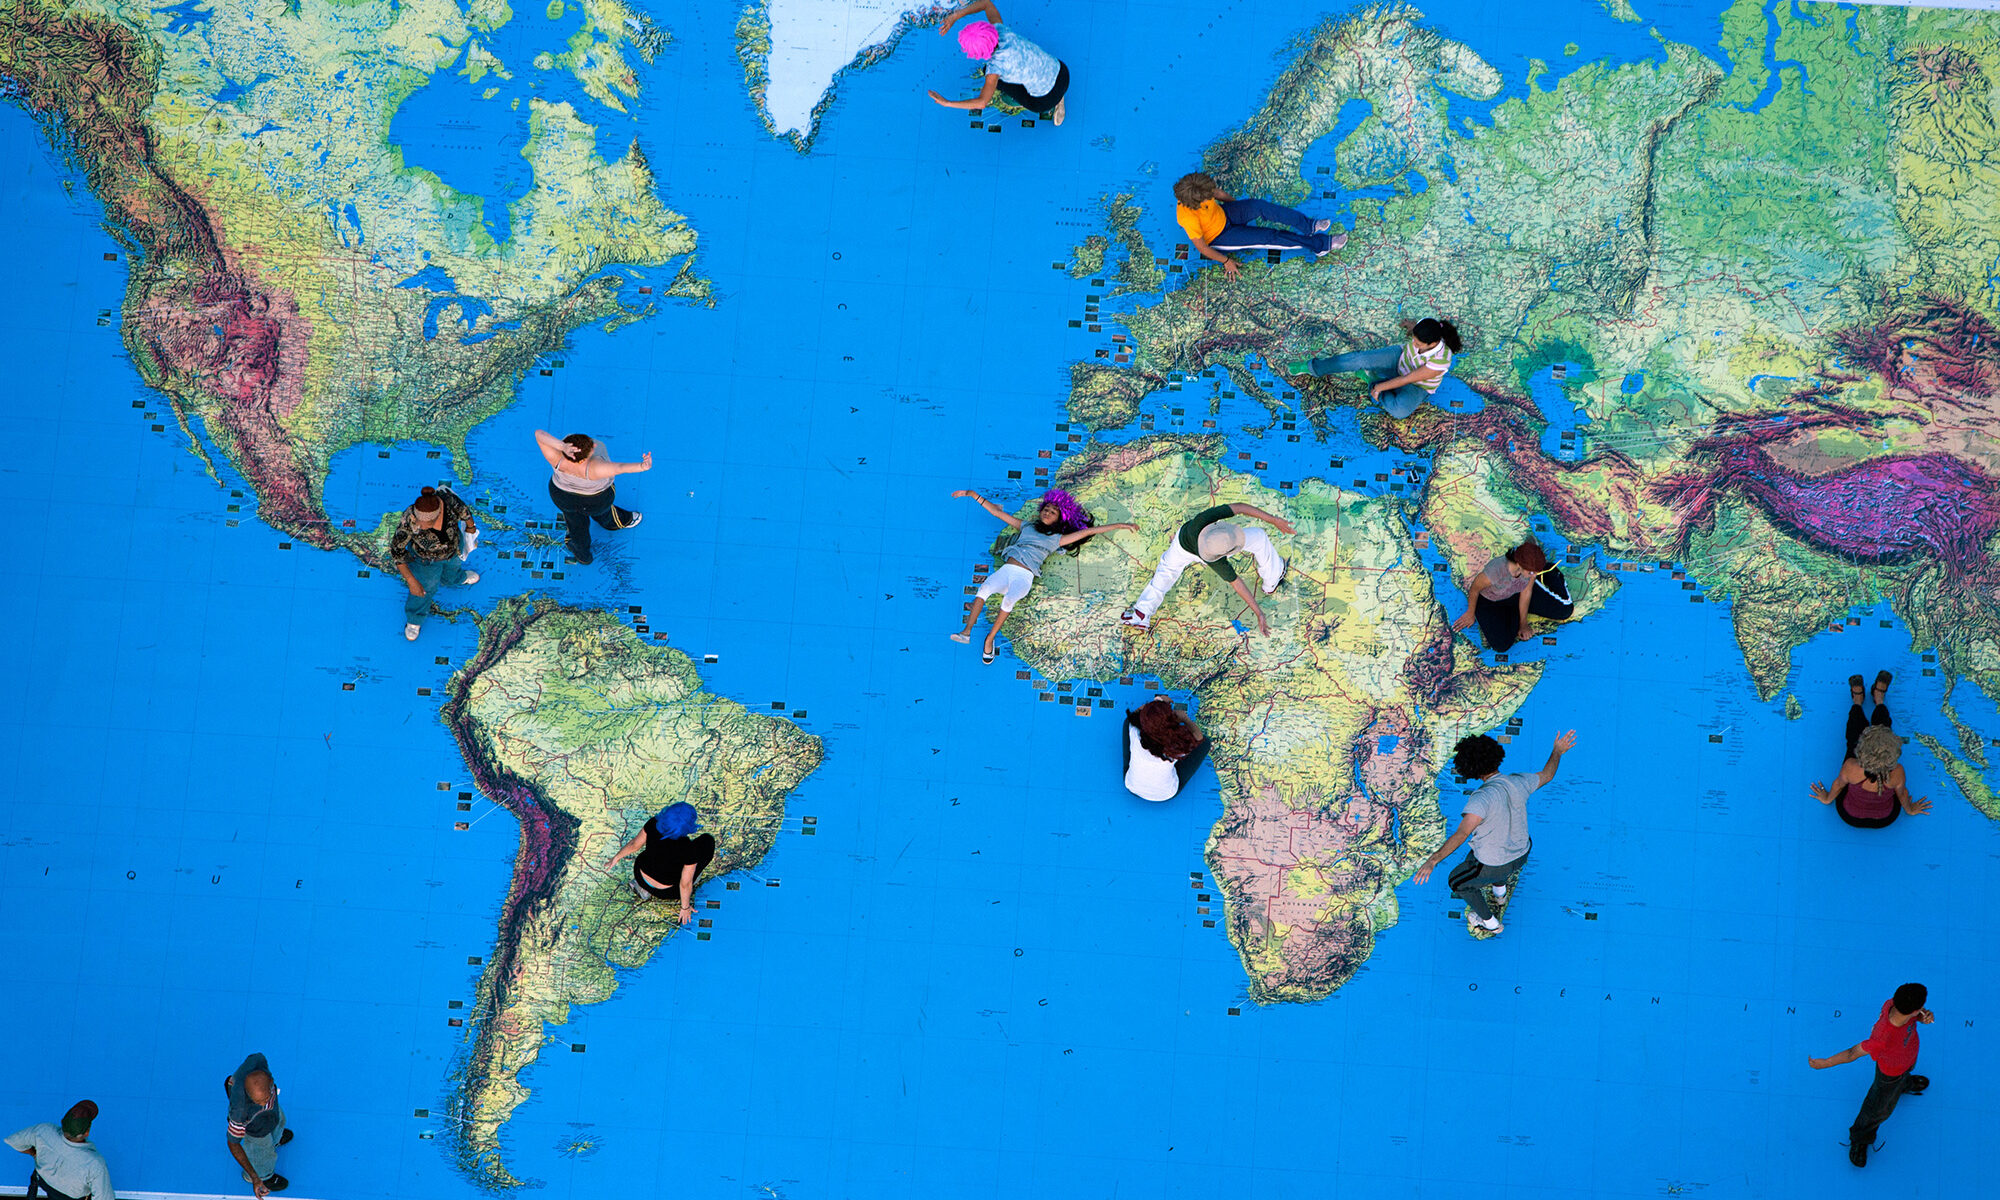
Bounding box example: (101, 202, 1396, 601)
(1474, 566, 1576, 651)
(549, 480, 637, 564)
(1835, 700, 1896, 828)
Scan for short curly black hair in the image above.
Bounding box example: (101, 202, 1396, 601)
(1453, 734, 1505, 779)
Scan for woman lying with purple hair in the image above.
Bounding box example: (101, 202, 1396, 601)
(951, 487, 1134, 664)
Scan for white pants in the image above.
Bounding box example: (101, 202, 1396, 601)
(1131, 527, 1282, 617)
(975, 562, 1036, 612)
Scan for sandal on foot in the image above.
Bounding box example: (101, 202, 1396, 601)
(1873, 670, 1892, 703)
(981, 647, 996, 665)
(1849, 674, 1865, 703)
(950, 633, 970, 644)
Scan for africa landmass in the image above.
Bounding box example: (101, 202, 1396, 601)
(0, 0, 707, 566)
(990, 436, 1540, 1001)
(441, 599, 824, 1187)
(1064, 0, 2000, 838)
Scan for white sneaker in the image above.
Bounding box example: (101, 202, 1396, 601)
(404, 623, 421, 641)
(462, 571, 480, 585)
(1119, 608, 1150, 629)
(949, 633, 970, 644)
(624, 512, 643, 529)
(1467, 912, 1502, 934)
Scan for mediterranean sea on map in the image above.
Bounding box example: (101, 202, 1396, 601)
(3, 0, 2000, 1197)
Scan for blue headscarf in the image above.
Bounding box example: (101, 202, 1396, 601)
(656, 802, 701, 839)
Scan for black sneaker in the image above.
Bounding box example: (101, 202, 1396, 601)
(265, 1174, 290, 1192)
(1905, 1074, 1928, 1095)
(279, 1129, 295, 1145)
(1848, 1141, 1867, 1168)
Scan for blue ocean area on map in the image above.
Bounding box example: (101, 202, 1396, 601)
(3, 0, 1999, 1197)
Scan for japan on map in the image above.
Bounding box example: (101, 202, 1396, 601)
(2, 0, 1998, 1196)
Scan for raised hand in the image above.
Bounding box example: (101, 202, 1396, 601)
(637, 451, 653, 471)
(1552, 730, 1578, 754)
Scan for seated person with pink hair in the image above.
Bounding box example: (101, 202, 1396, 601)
(929, 1, 1069, 125)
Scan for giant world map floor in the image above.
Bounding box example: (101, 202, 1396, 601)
(2, 0, 1998, 1197)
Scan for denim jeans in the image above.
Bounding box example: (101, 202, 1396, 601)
(403, 556, 470, 624)
(1849, 1067, 1911, 1147)
(26, 1172, 82, 1200)
(1305, 345, 1432, 418)
(549, 480, 635, 563)
(1209, 198, 1330, 255)
(1448, 846, 1528, 922)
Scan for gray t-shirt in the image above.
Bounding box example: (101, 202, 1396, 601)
(1004, 527, 1064, 576)
(1463, 771, 1538, 864)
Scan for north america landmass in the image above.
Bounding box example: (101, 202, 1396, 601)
(441, 598, 824, 1188)
(1036, 0, 2000, 1000)
(0, 0, 708, 565)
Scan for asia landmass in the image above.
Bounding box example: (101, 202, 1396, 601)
(0, 0, 708, 565)
(1063, 0, 2000, 823)
(441, 598, 824, 1187)
(996, 436, 1538, 1001)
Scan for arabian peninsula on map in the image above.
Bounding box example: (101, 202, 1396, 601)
(1, 0, 1997, 1196)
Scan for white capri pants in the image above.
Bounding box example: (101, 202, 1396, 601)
(975, 562, 1037, 612)
(1131, 527, 1283, 618)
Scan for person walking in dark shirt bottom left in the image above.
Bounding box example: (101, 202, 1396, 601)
(224, 1053, 293, 1196)
(389, 486, 480, 642)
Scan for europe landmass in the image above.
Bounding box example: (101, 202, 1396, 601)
(1064, 0, 2000, 821)
(440, 598, 824, 1187)
(995, 436, 1538, 1001)
(0, 0, 708, 566)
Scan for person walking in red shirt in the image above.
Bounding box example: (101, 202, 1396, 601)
(1807, 982, 1933, 1167)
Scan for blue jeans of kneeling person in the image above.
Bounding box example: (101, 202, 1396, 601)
(405, 556, 471, 625)
(1303, 345, 1432, 418)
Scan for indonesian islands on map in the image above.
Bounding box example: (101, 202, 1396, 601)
(3, 0, 2000, 1190)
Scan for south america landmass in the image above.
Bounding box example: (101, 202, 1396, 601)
(990, 436, 1539, 1001)
(0, 0, 708, 565)
(440, 598, 824, 1187)
(1060, 0, 2000, 825)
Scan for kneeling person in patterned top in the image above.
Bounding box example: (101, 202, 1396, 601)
(224, 1052, 293, 1196)
(1119, 504, 1295, 637)
(7, 1100, 114, 1200)
(1413, 729, 1576, 936)
(389, 485, 479, 642)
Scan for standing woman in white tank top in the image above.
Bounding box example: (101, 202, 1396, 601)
(534, 429, 652, 565)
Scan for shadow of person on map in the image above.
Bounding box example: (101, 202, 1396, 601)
(951, 486, 1135, 664)
(1810, 671, 1931, 828)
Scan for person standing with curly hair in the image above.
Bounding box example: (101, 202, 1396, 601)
(1121, 697, 1210, 801)
(1413, 729, 1576, 936)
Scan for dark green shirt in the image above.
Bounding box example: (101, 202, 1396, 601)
(1177, 505, 1239, 581)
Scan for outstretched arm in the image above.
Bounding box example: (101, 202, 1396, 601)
(1808, 1043, 1867, 1070)
(1189, 235, 1240, 280)
(1894, 767, 1931, 815)
(952, 489, 1022, 528)
(575, 452, 650, 481)
(604, 830, 648, 870)
(1369, 366, 1443, 399)
(1057, 522, 1136, 546)
(1453, 572, 1493, 631)
(1413, 814, 1482, 884)
(1536, 731, 1577, 786)
(937, 0, 1000, 35)
(1228, 503, 1296, 534)
(1810, 760, 1858, 805)
(929, 75, 1000, 109)
(1229, 578, 1270, 636)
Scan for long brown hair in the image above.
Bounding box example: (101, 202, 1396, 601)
(1506, 539, 1549, 573)
(1130, 697, 1200, 761)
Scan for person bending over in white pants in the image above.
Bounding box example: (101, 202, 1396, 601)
(1120, 503, 1293, 636)
(951, 488, 1135, 663)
